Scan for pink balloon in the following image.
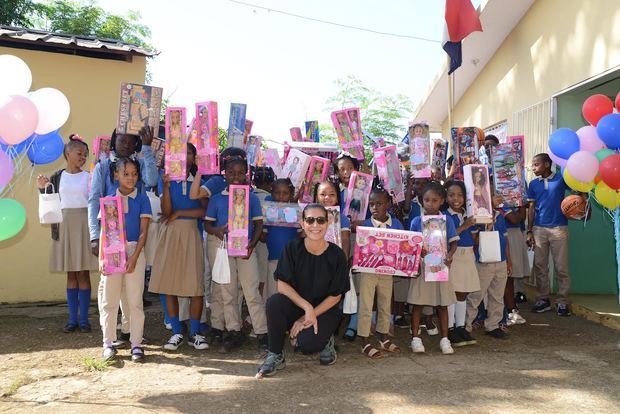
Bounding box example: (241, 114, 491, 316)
(566, 150, 599, 182)
(576, 125, 606, 153)
(549, 149, 567, 167)
(0, 150, 14, 187)
(0, 95, 39, 145)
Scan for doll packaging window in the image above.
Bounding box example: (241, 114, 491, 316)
(409, 123, 431, 178)
(451, 127, 485, 180)
(165, 107, 188, 181)
(325, 206, 343, 248)
(330, 108, 365, 161)
(243, 120, 253, 147)
(227, 185, 250, 257)
(194, 101, 220, 175)
(117, 82, 163, 135)
(300, 156, 330, 203)
(374, 145, 405, 203)
(290, 127, 303, 142)
(305, 120, 320, 142)
(151, 137, 165, 170)
(93, 135, 111, 162)
(100, 196, 127, 274)
(463, 164, 494, 224)
(343, 171, 373, 222)
(280, 149, 311, 194)
(353, 227, 423, 277)
(246, 135, 262, 167)
(263, 201, 302, 228)
(431, 139, 448, 179)
(422, 215, 449, 282)
(491, 143, 527, 207)
(227, 103, 247, 149)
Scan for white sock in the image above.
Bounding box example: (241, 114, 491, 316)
(455, 300, 467, 327)
(448, 303, 455, 328)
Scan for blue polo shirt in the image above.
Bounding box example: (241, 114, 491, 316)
(201, 175, 227, 197)
(527, 172, 568, 227)
(475, 212, 508, 262)
(445, 208, 477, 247)
(409, 214, 459, 244)
(361, 214, 404, 230)
(119, 189, 152, 242)
(205, 187, 263, 239)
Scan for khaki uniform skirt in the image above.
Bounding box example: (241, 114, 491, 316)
(148, 219, 204, 297)
(506, 228, 530, 278)
(449, 246, 480, 293)
(50, 208, 98, 273)
(407, 266, 457, 307)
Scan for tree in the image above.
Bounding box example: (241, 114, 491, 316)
(0, 0, 39, 26)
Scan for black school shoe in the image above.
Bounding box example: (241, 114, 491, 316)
(207, 328, 224, 345)
(131, 346, 145, 363)
(63, 323, 78, 333)
(515, 291, 528, 303)
(223, 330, 246, 351)
(456, 326, 477, 345)
(448, 327, 466, 347)
(485, 328, 508, 339)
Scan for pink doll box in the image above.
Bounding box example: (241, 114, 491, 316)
(325, 206, 342, 248)
(264, 148, 283, 177)
(343, 171, 373, 222)
(422, 215, 449, 282)
(93, 135, 111, 162)
(195, 101, 220, 175)
(117, 82, 163, 135)
(409, 123, 431, 178)
(353, 227, 424, 277)
(300, 156, 330, 203)
(227, 185, 250, 257)
(330, 108, 365, 161)
(165, 107, 188, 181)
(100, 196, 127, 274)
(281, 149, 311, 194)
(290, 127, 303, 142)
(374, 145, 405, 203)
(263, 201, 302, 228)
(463, 164, 494, 224)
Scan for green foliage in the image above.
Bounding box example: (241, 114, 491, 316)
(218, 127, 228, 153)
(82, 357, 114, 371)
(0, 0, 39, 26)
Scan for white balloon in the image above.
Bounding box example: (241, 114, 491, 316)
(29, 88, 71, 134)
(0, 55, 32, 96)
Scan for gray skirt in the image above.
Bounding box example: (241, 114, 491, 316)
(407, 267, 457, 307)
(49, 208, 98, 273)
(506, 228, 530, 278)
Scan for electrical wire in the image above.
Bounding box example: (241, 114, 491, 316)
(225, 0, 441, 43)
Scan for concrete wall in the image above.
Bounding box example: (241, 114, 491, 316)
(0, 46, 146, 303)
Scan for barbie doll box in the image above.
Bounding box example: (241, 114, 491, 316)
(195, 101, 219, 175)
(374, 145, 405, 203)
(330, 108, 365, 161)
(100, 196, 127, 274)
(491, 143, 527, 207)
(262, 201, 302, 228)
(117, 82, 163, 135)
(422, 215, 449, 282)
(300, 156, 330, 203)
(353, 227, 423, 277)
(227, 185, 250, 257)
(463, 164, 494, 224)
(93, 135, 111, 162)
(164, 107, 187, 181)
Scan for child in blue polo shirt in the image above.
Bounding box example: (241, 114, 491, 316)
(98, 157, 152, 363)
(357, 187, 404, 359)
(204, 157, 267, 352)
(253, 167, 275, 301)
(465, 209, 512, 339)
(503, 207, 529, 325)
(527, 153, 571, 316)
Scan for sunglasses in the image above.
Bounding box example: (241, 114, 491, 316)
(303, 216, 328, 225)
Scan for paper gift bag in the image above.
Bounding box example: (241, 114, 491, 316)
(343, 271, 357, 314)
(212, 237, 231, 284)
(39, 183, 63, 224)
(479, 230, 501, 263)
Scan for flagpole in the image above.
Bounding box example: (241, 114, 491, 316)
(447, 56, 454, 130)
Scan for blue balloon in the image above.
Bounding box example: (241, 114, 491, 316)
(596, 113, 620, 150)
(27, 130, 64, 165)
(548, 128, 580, 159)
(0, 135, 34, 156)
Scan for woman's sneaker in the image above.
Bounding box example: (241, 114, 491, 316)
(256, 351, 285, 378)
(164, 333, 184, 351)
(189, 334, 209, 350)
(439, 337, 454, 354)
(319, 335, 337, 365)
(410, 337, 425, 353)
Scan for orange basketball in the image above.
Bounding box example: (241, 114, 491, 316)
(561, 194, 589, 220)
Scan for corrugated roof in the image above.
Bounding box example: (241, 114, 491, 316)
(0, 25, 156, 58)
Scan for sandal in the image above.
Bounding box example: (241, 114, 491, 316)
(361, 343, 384, 359)
(343, 328, 356, 342)
(378, 339, 401, 353)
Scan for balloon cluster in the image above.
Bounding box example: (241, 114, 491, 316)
(0, 54, 71, 242)
(548, 93, 620, 210)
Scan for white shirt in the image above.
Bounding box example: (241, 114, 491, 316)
(59, 170, 90, 209)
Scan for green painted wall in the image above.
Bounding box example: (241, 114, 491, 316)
(555, 77, 620, 294)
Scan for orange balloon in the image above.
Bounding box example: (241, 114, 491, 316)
(594, 174, 602, 184)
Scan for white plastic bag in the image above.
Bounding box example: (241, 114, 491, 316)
(343, 271, 357, 314)
(39, 183, 63, 224)
(212, 237, 231, 284)
(479, 230, 501, 263)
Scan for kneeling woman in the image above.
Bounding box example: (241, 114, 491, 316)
(257, 204, 350, 378)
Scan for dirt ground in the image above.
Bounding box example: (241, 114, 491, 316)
(1, 298, 619, 414)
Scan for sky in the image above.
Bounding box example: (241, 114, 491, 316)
(97, 0, 479, 144)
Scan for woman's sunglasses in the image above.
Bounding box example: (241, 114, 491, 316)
(303, 216, 328, 225)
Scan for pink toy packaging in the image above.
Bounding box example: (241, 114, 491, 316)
(343, 171, 373, 222)
(422, 215, 448, 282)
(409, 122, 431, 178)
(93, 135, 111, 162)
(195, 101, 219, 175)
(290, 127, 303, 142)
(227, 185, 250, 257)
(300, 156, 330, 203)
(165, 107, 188, 181)
(100, 196, 127, 274)
(325, 206, 342, 248)
(330, 108, 365, 161)
(353, 227, 424, 277)
(263, 201, 302, 228)
(263, 148, 282, 177)
(463, 164, 494, 224)
(374, 145, 405, 203)
(117, 82, 163, 135)
(281, 149, 311, 194)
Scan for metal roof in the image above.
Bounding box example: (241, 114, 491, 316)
(0, 25, 156, 59)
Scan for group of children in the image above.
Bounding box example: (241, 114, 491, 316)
(38, 129, 570, 365)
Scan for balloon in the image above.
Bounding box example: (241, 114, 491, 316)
(0, 198, 26, 241)
(0, 95, 39, 145)
(594, 182, 620, 209)
(595, 148, 615, 164)
(576, 125, 606, 153)
(599, 154, 620, 190)
(582, 94, 614, 126)
(616, 92, 620, 113)
(29, 88, 71, 135)
(0, 135, 34, 156)
(549, 149, 567, 167)
(27, 130, 64, 165)
(549, 128, 579, 160)
(0, 55, 32, 96)
(566, 151, 599, 183)
(596, 113, 620, 150)
(563, 169, 594, 193)
(0, 150, 14, 187)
